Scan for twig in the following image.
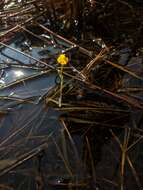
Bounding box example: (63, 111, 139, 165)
(36, 22, 93, 57)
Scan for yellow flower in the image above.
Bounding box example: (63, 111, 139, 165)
(57, 54, 69, 65)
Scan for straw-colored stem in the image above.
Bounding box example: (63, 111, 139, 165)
(59, 65, 64, 107)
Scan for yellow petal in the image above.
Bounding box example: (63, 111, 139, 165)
(57, 54, 69, 65)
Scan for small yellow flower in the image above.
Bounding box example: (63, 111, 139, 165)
(57, 54, 69, 65)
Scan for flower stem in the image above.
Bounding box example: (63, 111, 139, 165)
(59, 65, 64, 107)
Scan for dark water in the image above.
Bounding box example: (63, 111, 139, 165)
(0, 21, 143, 190)
(0, 29, 90, 189)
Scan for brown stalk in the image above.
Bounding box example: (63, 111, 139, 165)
(105, 60, 143, 81)
(110, 129, 143, 190)
(0, 42, 54, 69)
(36, 22, 93, 57)
(81, 48, 107, 78)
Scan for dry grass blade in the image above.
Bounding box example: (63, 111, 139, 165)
(118, 88, 143, 93)
(84, 81, 143, 110)
(0, 143, 48, 177)
(81, 48, 107, 78)
(0, 111, 7, 114)
(60, 118, 83, 187)
(0, 10, 47, 41)
(110, 129, 143, 190)
(0, 70, 51, 90)
(0, 42, 54, 69)
(52, 137, 73, 178)
(64, 59, 143, 109)
(120, 128, 130, 190)
(105, 60, 143, 81)
(56, 106, 130, 113)
(86, 136, 96, 182)
(127, 136, 143, 151)
(64, 70, 143, 110)
(126, 156, 143, 190)
(0, 106, 42, 147)
(36, 22, 93, 57)
(67, 117, 127, 129)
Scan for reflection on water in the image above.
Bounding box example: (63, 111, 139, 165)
(0, 28, 89, 189)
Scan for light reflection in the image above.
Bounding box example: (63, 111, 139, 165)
(0, 79, 5, 88)
(14, 70, 24, 77)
